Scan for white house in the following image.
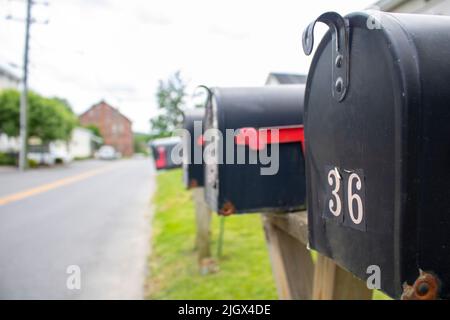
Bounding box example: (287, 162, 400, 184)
(0, 134, 19, 153)
(69, 127, 102, 159)
(0, 63, 20, 90)
(265, 72, 307, 85)
(2, 126, 101, 165)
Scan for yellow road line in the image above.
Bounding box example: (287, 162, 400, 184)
(0, 165, 115, 207)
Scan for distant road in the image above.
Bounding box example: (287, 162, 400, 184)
(0, 158, 155, 299)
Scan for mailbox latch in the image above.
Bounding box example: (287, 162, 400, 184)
(302, 11, 350, 102)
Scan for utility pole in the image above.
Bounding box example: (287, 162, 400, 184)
(18, 0, 32, 171)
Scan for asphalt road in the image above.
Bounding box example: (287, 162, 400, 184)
(0, 158, 155, 299)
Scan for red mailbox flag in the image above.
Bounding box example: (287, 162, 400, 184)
(155, 146, 167, 169)
(235, 125, 305, 153)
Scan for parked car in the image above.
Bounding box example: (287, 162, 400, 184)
(95, 145, 120, 160)
(28, 145, 73, 166)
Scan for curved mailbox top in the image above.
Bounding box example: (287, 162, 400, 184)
(150, 136, 181, 147)
(210, 85, 304, 130)
(182, 109, 205, 129)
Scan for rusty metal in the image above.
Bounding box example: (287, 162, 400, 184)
(401, 270, 440, 300)
(219, 201, 235, 216)
(189, 179, 198, 189)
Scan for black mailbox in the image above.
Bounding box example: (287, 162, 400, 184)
(182, 109, 205, 188)
(203, 85, 306, 215)
(150, 136, 182, 170)
(303, 11, 450, 299)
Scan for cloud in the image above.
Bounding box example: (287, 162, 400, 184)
(208, 25, 249, 40)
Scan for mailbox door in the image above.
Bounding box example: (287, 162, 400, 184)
(182, 110, 205, 188)
(221, 142, 306, 214)
(150, 138, 182, 170)
(150, 144, 165, 171)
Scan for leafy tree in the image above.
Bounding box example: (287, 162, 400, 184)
(150, 71, 187, 138)
(0, 89, 78, 143)
(133, 132, 150, 155)
(0, 89, 21, 136)
(83, 124, 102, 139)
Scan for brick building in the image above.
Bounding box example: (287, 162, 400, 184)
(79, 101, 134, 156)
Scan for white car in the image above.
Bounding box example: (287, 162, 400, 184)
(95, 145, 119, 160)
(28, 144, 73, 166)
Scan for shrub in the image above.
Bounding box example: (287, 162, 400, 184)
(0, 152, 17, 166)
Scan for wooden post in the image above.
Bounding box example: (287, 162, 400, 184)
(263, 211, 373, 300)
(192, 187, 212, 262)
(313, 254, 372, 300)
(263, 212, 314, 300)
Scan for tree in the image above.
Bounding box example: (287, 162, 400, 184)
(83, 124, 102, 139)
(150, 71, 187, 138)
(0, 89, 78, 143)
(133, 132, 150, 155)
(0, 89, 21, 136)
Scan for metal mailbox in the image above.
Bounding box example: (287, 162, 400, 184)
(150, 136, 182, 170)
(203, 85, 306, 215)
(303, 11, 450, 299)
(182, 109, 205, 188)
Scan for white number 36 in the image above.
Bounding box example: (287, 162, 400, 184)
(347, 173, 363, 225)
(326, 168, 364, 226)
(327, 169, 342, 217)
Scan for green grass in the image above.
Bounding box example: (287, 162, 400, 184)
(146, 168, 392, 300)
(373, 289, 392, 300)
(146, 169, 277, 300)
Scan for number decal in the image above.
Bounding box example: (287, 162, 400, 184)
(323, 167, 366, 231)
(347, 173, 363, 225)
(327, 169, 342, 217)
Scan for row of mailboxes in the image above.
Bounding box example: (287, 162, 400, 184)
(181, 86, 307, 215)
(177, 10, 450, 299)
(150, 136, 182, 170)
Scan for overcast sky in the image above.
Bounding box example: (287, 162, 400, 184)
(0, 0, 375, 132)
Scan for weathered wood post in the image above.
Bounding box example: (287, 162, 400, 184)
(263, 212, 314, 300)
(312, 255, 372, 300)
(263, 211, 372, 300)
(262, 212, 314, 300)
(192, 187, 212, 264)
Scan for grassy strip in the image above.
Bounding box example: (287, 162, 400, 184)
(146, 169, 277, 299)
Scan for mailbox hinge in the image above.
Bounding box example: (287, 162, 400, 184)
(302, 12, 350, 102)
(235, 126, 305, 153)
